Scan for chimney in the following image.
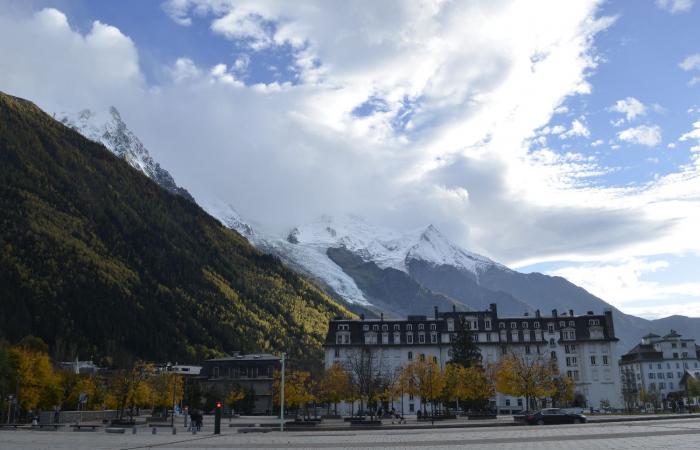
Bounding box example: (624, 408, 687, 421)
(604, 309, 614, 338)
(535, 309, 541, 318)
(490, 303, 498, 316)
(524, 312, 529, 317)
(360, 313, 365, 321)
(380, 312, 384, 322)
(434, 306, 438, 320)
(569, 309, 574, 317)
(452, 305, 457, 313)
(552, 309, 558, 317)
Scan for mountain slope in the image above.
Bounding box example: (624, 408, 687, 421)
(0, 92, 350, 364)
(58, 107, 194, 202)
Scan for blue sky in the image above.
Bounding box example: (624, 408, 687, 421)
(1, 0, 699, 319)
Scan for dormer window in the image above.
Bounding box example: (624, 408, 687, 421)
(511, 322, 517, 329)
(522, 322, 529, 329)
(394, 324, 400, 331)
(418, 324, 425, 330)
(499, 322, 506, 329)
(363, 325, 369, 331)
(430, 323, 437, 331)
(534, 322, 540, 329)
(373, 324, 379, 331)
(382, 324, 388, 331)
(485, 320, 492, 330)
(406, 324, 413, 331)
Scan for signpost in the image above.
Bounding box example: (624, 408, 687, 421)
(280, 353, 285, 432)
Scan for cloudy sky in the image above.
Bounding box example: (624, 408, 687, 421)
(1, 0, 699, 319)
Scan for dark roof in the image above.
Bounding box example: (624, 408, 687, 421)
(205, 353, 279, 362)
(642, 333, 660, 339)
(663, 330, 682, 339)
(620, 343, 663, 363)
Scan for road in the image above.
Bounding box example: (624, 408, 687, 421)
(1, 417, 699, 449)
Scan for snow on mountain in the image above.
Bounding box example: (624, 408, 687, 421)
(57, 107, 193, 201)
(287, 214, 497, 276)
(201, 199, 256, 238)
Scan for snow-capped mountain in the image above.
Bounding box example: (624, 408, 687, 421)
(57, 107, 193, 201)
(55, 107, 700, 352)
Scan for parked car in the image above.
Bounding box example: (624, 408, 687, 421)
(523, 408, 587, 425)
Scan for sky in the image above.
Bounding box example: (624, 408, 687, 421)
(1, 0, 699, 319)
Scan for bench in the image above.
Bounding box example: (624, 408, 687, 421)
(105, 427, 126, 434)
(71, 424, 99, 432)
(350, 419, 382, 426)
(33, 424, 65, 431)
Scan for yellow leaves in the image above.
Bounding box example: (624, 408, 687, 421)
(9, 346, 61, 411)
(226, 387, 246, 406)
(494, 353, 560, 407)
(443, 364, 494, 403)
(317, 363, 352, 404)
(148, 373, 184, 409)
(272, 370, 315, 409)
(400, 359, 445, 402)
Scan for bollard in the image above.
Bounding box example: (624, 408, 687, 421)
(152, 427, 156, 435)
(172, 427, 176, 435)
(132, 427, 137, 434)
(192, 427, 197, 435)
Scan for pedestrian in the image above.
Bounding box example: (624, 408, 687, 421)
(183, 406, 189, 429)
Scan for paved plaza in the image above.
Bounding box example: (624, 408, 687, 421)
(2, 417, 700, 450)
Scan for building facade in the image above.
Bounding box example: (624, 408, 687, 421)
(619, 331, 700, 407)
(324, 304, 621, 415)
(199, 353, 280, 414)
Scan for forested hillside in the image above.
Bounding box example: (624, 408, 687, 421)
(0, 92, 351, 365)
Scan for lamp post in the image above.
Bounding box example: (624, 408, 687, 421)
(279, 353, 285, 432)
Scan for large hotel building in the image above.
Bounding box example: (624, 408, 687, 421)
(324, 304, 621, 414)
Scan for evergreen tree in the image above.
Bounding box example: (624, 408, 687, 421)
(450, 316, 482, 368)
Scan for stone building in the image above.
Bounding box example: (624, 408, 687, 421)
(324, 304, 621, 414)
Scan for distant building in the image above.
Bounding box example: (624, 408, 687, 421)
(58, 358, 100, 374)
(324, 304, 620, 414)
(199, 353, 280, 414)
(158, 364, 202, 376)
(619, 330, 700, 407)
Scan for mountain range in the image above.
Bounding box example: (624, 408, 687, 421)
(0, 91, 350, 366)
(56, 100, 700, 356)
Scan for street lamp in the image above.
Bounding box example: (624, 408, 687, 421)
(279, 353, 285, 432)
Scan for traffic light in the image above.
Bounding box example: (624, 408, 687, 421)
(214, 401, 222, 434)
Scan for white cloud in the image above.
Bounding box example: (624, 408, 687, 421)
(656, 0, 694, 13)
(560, 118, 590, 139)
(680, 53, 700, 71)
(591, 139, 604, 147)
(679, 121, 700, 152)
(618, 125, 662, 147)
(549, 258, 700, 318)
(609, 96, 646, 121)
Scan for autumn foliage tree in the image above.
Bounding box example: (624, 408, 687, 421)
(443, 364, 494, 411)
(400, 358, 445, 414)
(317, 363, 351, 415)
(494, 353, 557, 411)
(272, 370, 315, 417)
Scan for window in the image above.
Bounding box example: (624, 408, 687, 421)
(394, 324, 400, 331)
(658, 372, 664, 379)
(549, 338, 556, 347)
(213, 366, 220, 378)
(433, 356, 438, 363)
(505, 399, 511, 406)
(382, 332, 389, 344)
(337, 324, 349, 331)
(334, 348, 340, 358)
(373, 324, 379, 331)
(517, 398, 523, 407)
(566, 357, 577, 367)
(363, 325, 369, 331)
(511, 322, 517, 329)
(547, 323, 555, 333)
(485, 320, 492, 329)
(659, 382, 666, 389)
(418, 323, 425, 330)
(525, 345, 531, 355)
(672, 343, 677, 348)
(447, 319, 454, 332)
(682, 342, 688, 348)
(667, 372, 674, 379)
(562, 330, 576, 340)
(486, 333, 492, 342)
(406, 324, 413, 331)
(522, 322, 529, 329)
(648, 373, 655, 379)
(430, 332, 437, 344)
(499, 322, 506, 329)
(382, 324, 388, 331)
(409, 403, 414, 412)
(511, 330, 519, 342)
(407, 333, 414, 344)
(590, 355, 597, 365)
(430, 323, 437, 331)
(669, 382, 674, 389)
(551, 351, 557, 360)
(565, 344, 576, 354)
(674, 353, 679, 359)
(569, 321, 575, 327)
(393, 332, 401, 344)
(559, 321, 566, 328)
(408, 351, 413, 361)
(588, 319, 600, 326)
(658, 363, 663, 369)
(602, 355, 608, 365)
(682, 352, 689, 358)
(418, 333, 425, 344)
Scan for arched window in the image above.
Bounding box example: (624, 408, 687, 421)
(550, 351, 557, 360)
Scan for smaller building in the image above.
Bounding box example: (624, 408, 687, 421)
(619, 330, 700, 407)
(199, 353, 280, 414)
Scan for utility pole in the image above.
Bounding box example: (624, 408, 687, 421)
(171, 374, 176, 428)
(280, 353, 285, 432)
